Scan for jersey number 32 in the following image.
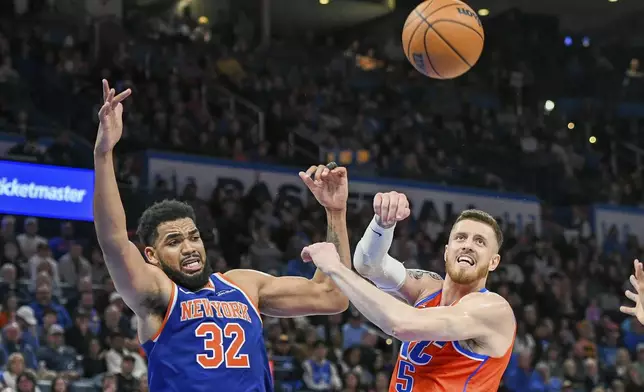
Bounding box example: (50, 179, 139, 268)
(195, 322, 250, 369)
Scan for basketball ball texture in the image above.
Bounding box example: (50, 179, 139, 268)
(402, 0, 485, 79)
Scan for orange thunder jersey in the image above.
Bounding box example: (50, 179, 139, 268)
(389, 288, 514, 392)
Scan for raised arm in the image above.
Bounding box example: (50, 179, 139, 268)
(227, 164, 350, 317)
(305, 243, 515, 356)
(93, 80, 169, 316)
(354, 192, 443, 304)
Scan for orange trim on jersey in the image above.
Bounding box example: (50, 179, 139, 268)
(150, 282, 178, 342)
(215, 272, 262, 322)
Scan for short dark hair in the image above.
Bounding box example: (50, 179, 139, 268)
(454, 209, 503, 249)
(136, 200, 197, 246)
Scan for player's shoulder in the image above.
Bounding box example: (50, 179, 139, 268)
(222, 269, 270, 299)
(461, 291, 515, 323)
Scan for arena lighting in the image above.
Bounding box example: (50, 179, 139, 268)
(386, 339, 393, 345)
(564, 36, 573, 46)
(478, 9, 490, 16)
(319, 0, 330, 4)
(198, 16, 209, 25)
(608, 0, 618, 3)
(589, 136, 597, 144)
(582, 37, 591, 47)
(568, 122, 575, 130)
(544, 100, 555, 111)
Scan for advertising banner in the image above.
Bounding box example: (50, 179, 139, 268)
(593, 204, 644, 246)
(147, 151, 541, 233)
(0, 160, 94, 221)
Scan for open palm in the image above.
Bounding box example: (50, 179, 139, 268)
(95, 79, 132, 155)
(299, 164, 348, 211)
(620, 259, 644, 325)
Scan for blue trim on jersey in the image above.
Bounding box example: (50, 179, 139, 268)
(414, 290, 442, 307)
(463, 357, 489, 391)
(452, 341, 489, 361)
(479, 288, 489, 293)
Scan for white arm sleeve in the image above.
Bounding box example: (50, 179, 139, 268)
(353, 216, 407, 291)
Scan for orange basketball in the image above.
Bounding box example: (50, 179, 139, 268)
(402, 0, 485, 79)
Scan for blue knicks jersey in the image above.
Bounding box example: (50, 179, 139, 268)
(142, 272, 272, 392)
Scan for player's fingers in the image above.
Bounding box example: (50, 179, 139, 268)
(305, 165, 317, 179)
(299, 171, 316, 190)
(331, 166, 346, 177)
(314, 165, 325, 182)
(300, 248, 312, 262)
(620, 306, 636, 316)
(387, 195, 399, 223)
(635, 259, 643, 279)
(379, 193, 391, 222)
(373, 193, 383, 216)
(113, 88, 132, 105)
(98, 102, 110, 118)
(107, 88, 115, 104)
(102, 79, 109, 101)
(396, 195, 408, 220)
(626, 290, 639, 302)
(631, 275, 640, 293)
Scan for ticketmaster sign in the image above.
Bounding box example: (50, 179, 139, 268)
(0, 160, 94, 221)
(146, 151, 541, 233)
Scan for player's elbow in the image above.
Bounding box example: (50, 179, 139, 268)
(327, 287, 350, 313)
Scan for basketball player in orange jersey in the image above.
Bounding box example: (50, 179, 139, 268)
(621, 259, 644, 325)
(301, 191, 516, 392)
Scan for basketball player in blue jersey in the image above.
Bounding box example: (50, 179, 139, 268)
(92, 80, 351, 392)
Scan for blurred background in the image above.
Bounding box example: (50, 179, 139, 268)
(0, 0, 644, 391)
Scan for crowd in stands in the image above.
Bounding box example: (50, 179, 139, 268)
(0, 3, 644, 392)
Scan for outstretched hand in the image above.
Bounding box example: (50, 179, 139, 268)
(620, 259, 644, 325)
(95, 79, 132, 155)
(299, 163, 348, 211)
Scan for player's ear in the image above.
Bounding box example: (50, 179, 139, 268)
(488, 254, 501, 272)
(144, 246, 160, 266)
(443, 245, 448, 262)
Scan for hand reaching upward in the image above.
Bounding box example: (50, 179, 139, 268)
(299, 163, 348, 212)
(620, 259, 644, 325)
(95, 79, 131, 155)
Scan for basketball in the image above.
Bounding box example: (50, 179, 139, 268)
(402, 0, 485, 79)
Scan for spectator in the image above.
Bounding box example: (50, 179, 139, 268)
(16, 218, 46, 259)
(29, 284, 72, 328)
(15, 306, 39, 350)
(249, 225, 283, 273)
(14, 370, 39, 392)
(82, 338, 106, 378)
(272, 334, 303, 391)
(342, 312, 368, 350)
(302, 340, 342, 391)
(0, 352, 25, 390)
(28, 243, 61, 296)
(116, 355, 139, 392)
(48, 222, 77, 260)
(0, 322, 38, 369)
(104, 332, 146, 379)
(58, 243, 91, 285)
(50, 376, 69, 392)
(37, 324, 81, 380)
(0, 293, 18, 328)
(65, 309, 94, 356)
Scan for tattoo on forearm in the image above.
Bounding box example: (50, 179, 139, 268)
(407, 269, 443, 281)
(326, 222, 341, 252)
